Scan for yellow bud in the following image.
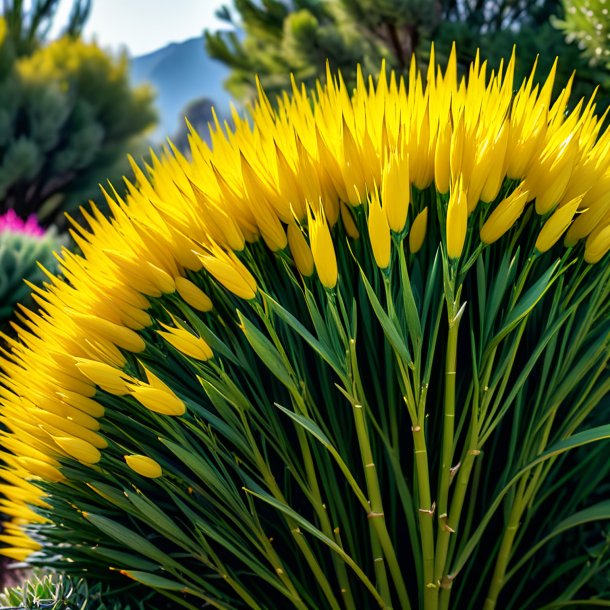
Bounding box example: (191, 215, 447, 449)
(340, 202, 360, 239)
(409, 207, 429, 254)
(368, 188, 392, 269)
(199, 249, 257, 300)
(435, 120, 451, 195)
(34, 410, 107, 448)
(307, 203, 338, 289)
(175, 277, 213, 312)
(158, 325, 213, 361)
(17, 457, 64, 482)
(146, 263, 176, 294)
(125, 454, 163, 479)
(584, 225, 610, 263)
(446, 177, 468, 259)
(129, 386, 185, 416)
(57, 391, 105, 418)
(480, 187, 529, 244)
(53, 436, 101, 464)
(287, 223, 314, 276)
(0, 547, 35, 561)
(535, 196, 582, 253)
(75, 359, 131, 395)
(382, 151, 410, 232)
(70, 311, 146, 353)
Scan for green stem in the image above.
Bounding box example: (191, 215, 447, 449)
(412, 420, 437, 610)
(433, 298, 462, 589)
(483, 479, 528, 610)
(354, 401, 412, 609)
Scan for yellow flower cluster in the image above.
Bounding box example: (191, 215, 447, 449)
(2, 46, 610, 560)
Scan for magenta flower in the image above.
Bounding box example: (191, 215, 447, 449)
(0, 210, 45, 237)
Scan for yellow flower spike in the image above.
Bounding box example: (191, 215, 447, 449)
(146, 263, 176, 294)
(368, 187, 392, 269)
(53, 435, 101, 465)
(435, 119, 452, 195)
(75, 359, 132, 396)
(287, 223, 314, 276)
(125, 455, 163, 479)
(33, 411, 108, 449)
(340, 203, 360, 239)
(129, 385, 185, 416)
(56, 391, 105, 418)
(446, 177, 468, 259)
(480, 122, 510, 203)
(175, 277, 213, 312)
(16, 457, 64, 483)
(584, 225, 610, 263)
(382, 151, 410, 233)
(307, 202, 338, 289)
(157, 325, 213, 361)
(480, 187, 530, 244)
(69, 311, 146, 353)
(535, 196, 582, 253)
(198, 247, 257, 301)
(409, 207, 429, 254)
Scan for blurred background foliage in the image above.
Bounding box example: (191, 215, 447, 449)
(0, 0, 156, 228)
(205, 0, 610, 115)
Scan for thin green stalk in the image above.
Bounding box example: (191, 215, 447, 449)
(412, 419, 437, 610)
(434, 296, 463, 591)
(483, 478, 529, 610)
(353, 401, 412, 610)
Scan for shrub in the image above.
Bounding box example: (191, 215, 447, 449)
(0, 48, 609, 610)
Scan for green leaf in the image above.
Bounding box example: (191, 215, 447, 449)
(264, 291, 344, 377)
(237, 309, 296, 391)
(274, 402, 369, 510)
(83, 512, 173, 567)
(90, 547, 160, 571)
(507, 500, 610, 581)
(489, 261, 560, 349)
(121, 570, 188, 592)
(359, 267, 412, 365)
(452, 424, 610, 576)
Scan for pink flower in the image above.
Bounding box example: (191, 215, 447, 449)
(0, 210, 45, 237)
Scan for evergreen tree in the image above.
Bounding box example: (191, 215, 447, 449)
(0, 10, 156, 226)
(205, 0, 562, 101)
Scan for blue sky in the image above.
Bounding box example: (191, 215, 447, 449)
(53, 0, 229, 56)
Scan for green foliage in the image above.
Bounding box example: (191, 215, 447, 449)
(1, 0, 91, 58)
(554, 0, 610, 68)
(205, 0, 564, 100)
(0, 17, 156, 226)
(0, 571, 163, 610)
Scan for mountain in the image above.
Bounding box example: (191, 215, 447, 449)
(130, 36, 235, 143)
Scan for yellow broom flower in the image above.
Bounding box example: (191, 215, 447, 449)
(409, 208, 429, 254)
(368, 187, 392, 269)
(446, 177, 468, 259)
(307, 202, 338, 289)
(287, 223, 314, 277)
(125, 454, 163, 478)
(480, 187, 530, 244)
(535, 196, 582, 253)
(175, 277, 213, 312)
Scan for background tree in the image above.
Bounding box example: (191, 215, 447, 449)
(172, 96, 218, 154)
(205, 0, 610, 112)
(0, 3, 156, 227)
(553, 0, 610, 68)
(2, 0, 91, 57)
